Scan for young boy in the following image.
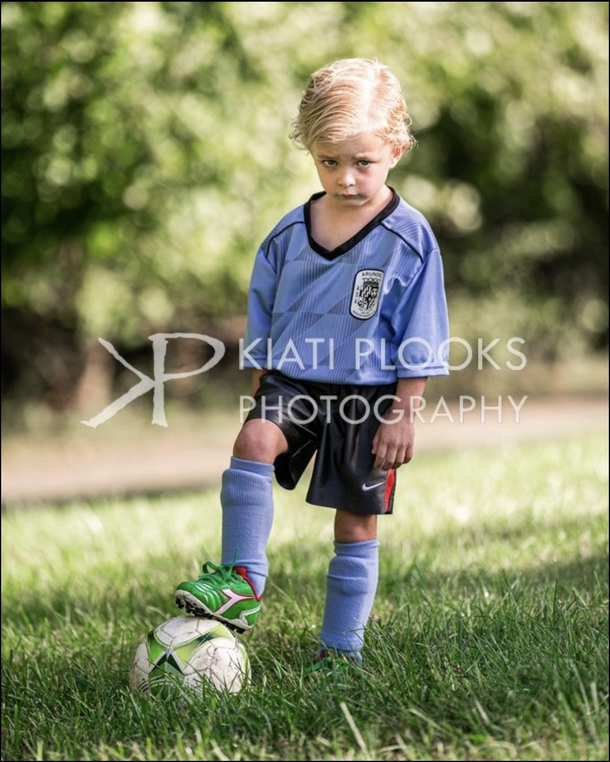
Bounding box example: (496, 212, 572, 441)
(174, 57, 450, 672)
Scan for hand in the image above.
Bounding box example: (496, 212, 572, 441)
(371, 412, 415, 470)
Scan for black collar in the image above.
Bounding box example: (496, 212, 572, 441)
(303, 186, 400, 260)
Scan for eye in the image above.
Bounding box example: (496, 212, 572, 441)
(319, 159, 372, 167)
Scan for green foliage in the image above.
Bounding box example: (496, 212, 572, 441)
(2, 2, 298, 341)
(1, 2, 608, 359)
(2, 431, 608, 760)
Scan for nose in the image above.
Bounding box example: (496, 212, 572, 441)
(339, 173, 356, 188)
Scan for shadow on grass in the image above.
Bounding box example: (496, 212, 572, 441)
(3, 540, 607, 635)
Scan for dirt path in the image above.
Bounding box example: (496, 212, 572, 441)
(2, 394, 607, 507)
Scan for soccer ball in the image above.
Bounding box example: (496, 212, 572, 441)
(129, 616, 250, 696)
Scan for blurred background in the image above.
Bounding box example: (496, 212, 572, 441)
(2, 1, 608, 505)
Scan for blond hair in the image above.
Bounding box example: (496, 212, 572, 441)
(289, 57, 417, 156)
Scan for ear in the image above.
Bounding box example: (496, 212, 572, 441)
(389, 143, 407, 168)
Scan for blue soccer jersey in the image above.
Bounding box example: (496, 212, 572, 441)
(241, 185, 450, 385)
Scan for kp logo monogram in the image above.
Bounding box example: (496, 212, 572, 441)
(81, 334, 225, 428)
(350, 269, 384, 320)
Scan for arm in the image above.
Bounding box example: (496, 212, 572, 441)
(252, 368, 266, 396)
(373, 246, 450, 470)
(372, 377, 427, 470)
(242, 242, 278, 371)
(390, 248, 450, 379)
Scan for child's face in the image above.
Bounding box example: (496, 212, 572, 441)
(311, 132, 405, 208)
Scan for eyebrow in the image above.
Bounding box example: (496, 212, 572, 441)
(317, 153, 375, 160)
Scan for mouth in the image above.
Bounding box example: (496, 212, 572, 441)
(340, 193, 358, 198)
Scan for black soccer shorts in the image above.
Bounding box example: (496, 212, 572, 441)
(244, 369, 399, 515)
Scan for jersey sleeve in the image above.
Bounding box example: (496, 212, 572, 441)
(242, 243, 278, 369)
(390, 247, 450, 378)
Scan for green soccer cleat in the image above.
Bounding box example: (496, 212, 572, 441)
(304, 649, 362, 676)
(174, 560, 262, 632)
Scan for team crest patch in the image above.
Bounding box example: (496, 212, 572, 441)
(350, 269, 384, 319)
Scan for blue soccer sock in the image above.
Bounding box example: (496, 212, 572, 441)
(220, 455, 275, 599)
(318, 539, 379, 662)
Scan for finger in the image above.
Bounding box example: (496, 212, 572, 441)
(405, 442, 414, 464)
(383, 446, 398, 470)
(393, 446, 407, 469)
(374, 445, 387, 470)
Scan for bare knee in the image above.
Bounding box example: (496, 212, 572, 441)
(334, 510, 378, 543)
(233, 420, 289, 463)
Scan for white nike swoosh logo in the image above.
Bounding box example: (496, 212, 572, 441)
(362, 481, 385, 491)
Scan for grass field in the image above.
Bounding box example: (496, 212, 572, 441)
(2, 430, 608, 761)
